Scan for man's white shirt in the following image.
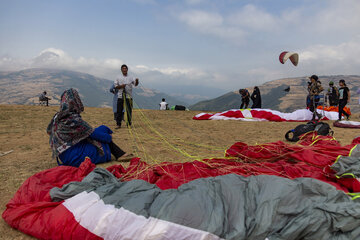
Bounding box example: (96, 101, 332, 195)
(159, 101, 168, 110)
(114, 75, 137, 99)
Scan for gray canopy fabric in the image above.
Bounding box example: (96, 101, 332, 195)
(50, 168, 360, 240)
(331, 145, 360, 178)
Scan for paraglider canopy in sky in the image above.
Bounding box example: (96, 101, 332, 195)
(279, 51, 299, 66)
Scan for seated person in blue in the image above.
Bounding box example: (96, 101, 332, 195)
(47, 88, 132, 167)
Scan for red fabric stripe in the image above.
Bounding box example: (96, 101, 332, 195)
(250, 110, 285, 121)
(3, 158, 98, 239)
(192, 113, 214, 120)
(219, 110, 244, 118)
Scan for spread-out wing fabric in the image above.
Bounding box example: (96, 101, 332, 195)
(3, 135, 360, 240)
(193, 109, 338, 121)
(48, 170, 360, 240)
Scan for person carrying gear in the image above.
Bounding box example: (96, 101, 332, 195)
(308, 75, 324, 121)
(326, 81, 339, 106)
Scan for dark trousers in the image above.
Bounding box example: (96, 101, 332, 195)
(240, 98, 250, 109)
(309, 96, 322, 120)
(329, 97, 338, 106)
(309, 97, 320, 112)
(40, 97, 49, 106)
(116, 98, 133, 126)
(338, 100, 349, 120)
(109, 141, 125, 159)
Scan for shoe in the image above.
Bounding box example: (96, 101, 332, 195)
(115, 125, 121, 129)
(346, 116, 350, 121)
(116, 153, 134, 162)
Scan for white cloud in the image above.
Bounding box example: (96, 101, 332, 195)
(227, 4, 279, 32)
(131, 0, 156, 5)
(0, 48, 216, 86)
(310, 0, 360, 33)
(299, 36, 360, 74)
(184, 0, 206, 5)
(176, 4, 282, 43)
(179, 10, 223, 30)
(178, 10, 247, 43)
(175, 1, 360, 47)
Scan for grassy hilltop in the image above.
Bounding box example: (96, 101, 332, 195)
(0, 105, 359, 239)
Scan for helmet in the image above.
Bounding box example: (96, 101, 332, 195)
(329, 81, 334, 85)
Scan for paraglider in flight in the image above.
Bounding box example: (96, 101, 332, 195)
(279, 51, 299, 66)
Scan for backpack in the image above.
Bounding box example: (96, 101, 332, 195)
(174, 105, 186, 111)
(285, 121, 333, 142)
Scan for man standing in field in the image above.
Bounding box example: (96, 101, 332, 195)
(308, 75, 324, 120)
(114, 64, 139, 128)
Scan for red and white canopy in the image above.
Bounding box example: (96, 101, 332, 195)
(193, 109, 339, 121)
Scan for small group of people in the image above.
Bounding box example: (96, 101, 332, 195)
(325, 79, 351, 121)
(47, 65, 355, 169)
(307, 75, 351, 121)
(239, 86, 261, 109)
(48, 64, 139, 168)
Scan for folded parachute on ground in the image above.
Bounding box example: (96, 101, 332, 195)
(279, 51, 299, 66)
(193, 108, 339, 121)
(317, 105, 351, 116)
(3, 134, 360, 239)
(334, 120, 360, 129)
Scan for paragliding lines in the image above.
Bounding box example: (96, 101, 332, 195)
(130, 101, 197, 160)
(123, 100, 236, 166)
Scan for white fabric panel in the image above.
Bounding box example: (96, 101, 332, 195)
(63, 191, 222, 240)
(338, 120, 360, 126)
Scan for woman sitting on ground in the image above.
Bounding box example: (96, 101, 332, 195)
(47, 88, 132, 167)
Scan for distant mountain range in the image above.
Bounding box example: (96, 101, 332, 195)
(190, 75, 360, 113)
(1, 68, 359, 113)
(0, 68, 187, 109)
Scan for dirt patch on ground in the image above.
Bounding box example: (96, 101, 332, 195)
(1, 105, 359, 239)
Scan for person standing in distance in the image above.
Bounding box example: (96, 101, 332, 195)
(326, 81, 339, 106)
(308, 75, 323, 120)
(239, 89, 250, 109)
(338, 79, 350, 121)
(114, 64, 139, 128)
(250, 86, 261, 108)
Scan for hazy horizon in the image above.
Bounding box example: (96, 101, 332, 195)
(1, 0, 360, 101)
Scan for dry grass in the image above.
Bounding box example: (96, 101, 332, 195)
(0, 104, 359, 239)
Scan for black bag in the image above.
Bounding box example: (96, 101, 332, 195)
(174, 105, 186, 111)
(285, 121, 333, 142)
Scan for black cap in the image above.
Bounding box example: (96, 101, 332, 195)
(309, 75, 318, 81)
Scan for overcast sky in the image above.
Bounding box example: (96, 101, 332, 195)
(1, 0, 360, 100)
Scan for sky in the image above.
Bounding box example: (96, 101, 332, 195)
(1, 0, 360, 102)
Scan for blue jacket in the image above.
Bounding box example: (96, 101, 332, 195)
(59, 125, 113, 167)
